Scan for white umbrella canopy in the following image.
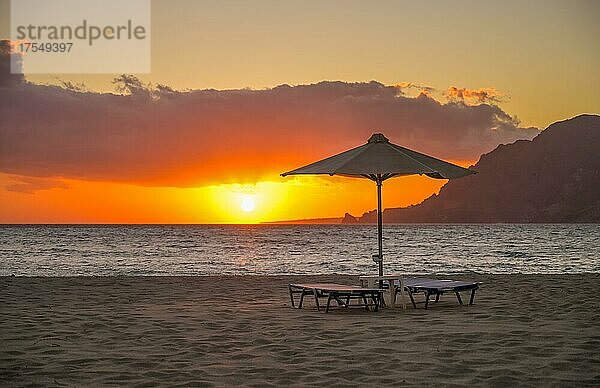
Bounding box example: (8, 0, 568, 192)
(281, 133, 476, 277)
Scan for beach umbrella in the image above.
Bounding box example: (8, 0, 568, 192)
(281, 133, 475, 277)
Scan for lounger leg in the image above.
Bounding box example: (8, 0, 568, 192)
(407, 289, 417, 309)
(335, 294, 347, 308)
(398, 278, 407, 309)
(298, 290, 307, 309)
(346, 294, 351, 306)
(469, 289, 476, 305)
(371, 292, 380, 311)
(455, 291, 463, 305)
(326, 293, 335, 313)
(435, 293, 440, 303)
(424, 291, 431, 310)
(363, 293, 377, 311)
(289, 286, 295, 308)
(314, 289, 321, 312)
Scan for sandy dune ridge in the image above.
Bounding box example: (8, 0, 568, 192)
(1, 274, 599, 386)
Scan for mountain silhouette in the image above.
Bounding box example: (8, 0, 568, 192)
(354, 114, 600, 223)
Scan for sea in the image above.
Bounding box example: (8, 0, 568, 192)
(0, 224, 598, 276)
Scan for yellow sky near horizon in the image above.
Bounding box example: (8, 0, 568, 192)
(0, 172, 449, 223)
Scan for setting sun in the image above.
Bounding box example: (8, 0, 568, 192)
(240, 195, 256, 212)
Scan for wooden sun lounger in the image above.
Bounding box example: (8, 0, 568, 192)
(397, 278, 483, 309)
(289, 283, 384, 313)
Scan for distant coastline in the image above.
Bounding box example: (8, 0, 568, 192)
(261, 217, 342, 225)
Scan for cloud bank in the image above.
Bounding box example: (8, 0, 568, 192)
(4, 175, 68, 194)
(0, 41, 539, 188)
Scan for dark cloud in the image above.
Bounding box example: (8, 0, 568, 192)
(0, 40, 25, 87)
(4, 175, 68, 194)
(0, 47, 539, 188)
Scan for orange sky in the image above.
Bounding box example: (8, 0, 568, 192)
(0, 166, 462, 224)
(1, 74, 525, 224)
(1, 0, 598, 223)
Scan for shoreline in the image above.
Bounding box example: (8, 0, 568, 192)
(2, 274, 599, 386)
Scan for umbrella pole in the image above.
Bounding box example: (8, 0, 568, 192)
(377, 178, 383, 278)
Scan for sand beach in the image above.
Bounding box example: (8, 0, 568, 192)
(1, 274, 599, 386)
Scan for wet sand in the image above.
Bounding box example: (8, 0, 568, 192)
(1, 274, 599, 386)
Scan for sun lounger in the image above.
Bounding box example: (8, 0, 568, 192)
(397, 278, 483, 309)
(289, 283, 383, 313)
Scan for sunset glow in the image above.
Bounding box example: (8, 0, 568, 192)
(0, 0, 597, 224)
(0, 171, 455, 224)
